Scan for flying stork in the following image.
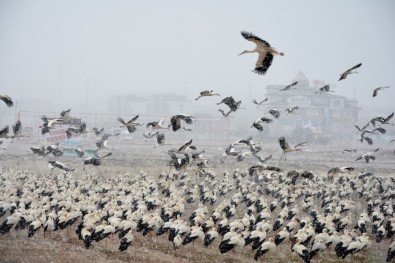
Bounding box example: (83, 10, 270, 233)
(146, 119, 170, 130)
(195, 90, 220, 101)
(315, 84, 334, 94)
(144, 131, 165, 147)
(278, 137, 307, 160)
(267, 109, 281, 119)
(338, 63, 362, 81)
(177, 139, 196, 154)
(170, 114, 194, 132)
(373, 86, 390, 97)
(92, 127, 105, 136)
(251, 117, 272, 132)
(280, 81, 298, 91)
(48, 161, 74, 174)
(0, 95, 13, 107)
(66, 122, 87, 138)
(117, 115, 143, 133)
(252, 98, 268, 108)
(355, 148, 379, 163)
(40, 115, 63, 135)
(285, 106, 299, 114)
(370, 112, 394, 126)
(239, 31, 284, 75)
(217, 96, 243, 115)
(83, 152, 112, 167)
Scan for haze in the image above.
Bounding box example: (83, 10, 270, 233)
(0, 0, 394, 117)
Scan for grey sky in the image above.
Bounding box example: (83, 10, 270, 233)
(0, 0, 394, 112)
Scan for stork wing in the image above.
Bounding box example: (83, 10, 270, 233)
(294, 141, 307, 149)
(60, 108, 71, 117)
(170, 116, 181, 131)
(0, 95, 14, 107)
(178, 115, 193, 124)
(12, 120, 22, 136)
(349, 63, 362, 71)
(129, 115, 139, 123)
(278, 137, 290, 151)
(252, 99, 259, 105)
(241, 31, 271, 47)
(117, 117, 127, 125)
(384, 112, 394, 122)
(372, 88, 380, 97)
(254, 52, 273, 75)
(127, 125, 136, 133)
(0, 125, 9, 137)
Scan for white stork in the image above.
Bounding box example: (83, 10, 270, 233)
(195, 90, 220, 101)
(239, 31, 284, 75)
(48, 161, 74, 174)
(278, 137, 307, 160)
(280, 81, 298, 91)
(373, 86, 390, 97)
(170, 114, 194, 132)
(339, 63, 362, 81)
(251, 117, 272, 132)
(117, 115, 143, 133)
(315, 84, 334, 94)
(146, 119, 170, 130)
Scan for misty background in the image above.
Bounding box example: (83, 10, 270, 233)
(0, 0, 394, 131)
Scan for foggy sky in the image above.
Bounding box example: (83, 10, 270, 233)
(0, 0, 394, 114)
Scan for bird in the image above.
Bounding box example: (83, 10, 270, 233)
(268, 109, 281, 119)
(195, 90, 220, 101)
(339, 63, 362, 81)
(117, 115, 143, 133)
(176, 139, 196, 154)
(48, 161, 74, 174)
(0, 95, 13, 107)
(327, 167, 354, 179)
(92, 127, 105, 136)
(315, 84, 334, 94)
(60, 108, 71, 119)
(30, 146, 48, 156)
(370, 112, 394, 126)
(146, 119, 170, 130)
(285, 106, 299, 114)
(278, 137, 307, 160)
(40, 115, 63, 134)
(252, 98, 268, 108)
(280, 81, 298, 91)
(251, 117, 272, 131)
(239, 31, 284, 75)
(66, 122, 87, 138)
(355, 148, 379, 163)
(217, 96, 243, 114)
(83, 152, 112, 167)
(96, 134, 113, 150)
(170, 114, 194, 132)
(373, 86, 390, 97)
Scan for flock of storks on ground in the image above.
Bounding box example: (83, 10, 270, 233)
(1, 31, 395, 262)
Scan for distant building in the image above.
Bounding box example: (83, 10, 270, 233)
(263, 72, 360, 142)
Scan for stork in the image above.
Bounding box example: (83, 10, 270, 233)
(66, 122, 87, 138)
(355, 148, 379, 163)
(218, 109, 232, 118)
(92, 127, 105, 136)
(315, 84, 334, 94)
(267, 109, 281, 119)
(170, 114, 194, 132)
(48, 161, 74, 174)
(278, 137, 307, 160)
(373, 86, 390, 97)
(117, 115, 143, 133)
(30, 146, 48, 156)
(143, 131, 165, 147)
(83, 152, 112, 167)
(370, 112, 394, 126)
(280, 81, 298, 91)
(239, 31, 284, 75)
(285, 106, 299, 114)
(0, 95, 13, 107)
(338, 63, 362, 81)
(40, 115, 63, 135)
(217, 96, 243, 115)
(176, 139, 196, 154)
(252, 98, 268, 108)
(96, 133, 113, 150)
(195, 90, 220, 101)
(251, 117, 272, 132)
(146, 119, 170, 130)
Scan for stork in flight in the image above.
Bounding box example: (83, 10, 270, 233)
(40, 115, 63, 135)
(217, 96, 243, 116)
(285, 106, 299, 114)
(278, 137, 307, 160)
(176, 139, 197, 154)
(144, 131, 165, 147)
(373, 86, 390, 97)
(66, 122, 87, 138)
(327, 166, 354, 180)
(280, 81, 298, 91)
(0, 95, 13, 107)
(117, 115, 143, 133)
(252, 98, 268, 108)
(195, 90, 220, 101)
(170, 114, 194, 132)
(92, 127, 105, 137)
(267, 109, 281, 119)
(48, 161, 74, 175)
(370, 112, 394, 126)
(355, 148, 379, 163)
(146, 119, 170, 130)
(338, 63, 362, 81)
(251, 117, 272, 132)
(315, 84, 334, 94)
(239, 31, 284, 75)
